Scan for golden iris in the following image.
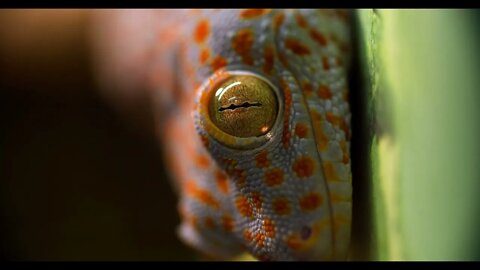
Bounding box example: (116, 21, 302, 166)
(209, 75, 278, 138)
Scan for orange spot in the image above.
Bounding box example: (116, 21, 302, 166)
(299, 192, 323, 211)
(195, 154, 210, 169)
(272, 197, 291, 215)
(278, 52, 289, 67)
(310, 110, 329, 151)
(254, 233, 265, 247)
(263, 46, 274, 75)
(211, 55, 227, 71)
(323, 161, 339, 182)
(194, 20, 209, 44)
(232, 29, 254, 65)
(322, 56, 330, 70)
(264, 219, 276, 238)
(244, 229, 253, 242)
(204, 216, 215, 229)
(281, 80, 292, 148)
(292, 156, 315, 178)
(185, 180, 198, 196)
(326, 112, 350, 139)
(342, 154, 350, 164)
(295, 123, 309, 138)
(302, 81, 313, 96)
(183, 217, 201, 234)
(285, 38, 311, 56)
(222, 214, 234, 232)
(235, 196, 252, 217)
(255, 150, 270, 168)
(251, 192, 263, 209)
(215, 170, 229, 194)
(199, 48, 210, 64)
(295, 12, 308, 28)
(197, 189, 221, 209)
(240, 9, 270, 19)
(310, 29, 328, 47)
(185, 181, 221, 209)
(318, 84, 333, 99)
(264, 168, 284, 187)
(273, 13, 285, 31)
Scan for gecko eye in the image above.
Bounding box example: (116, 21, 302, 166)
(197, 70, 282, 149)
(208, 75, 278, 138)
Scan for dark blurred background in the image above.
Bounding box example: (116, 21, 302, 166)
(0, 10, 194, 260)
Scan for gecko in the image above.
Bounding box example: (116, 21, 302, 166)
(92, 9, 352, 261)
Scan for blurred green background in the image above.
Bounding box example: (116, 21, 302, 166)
(355, 9, 480, 260)
(0, 9, 479, 261)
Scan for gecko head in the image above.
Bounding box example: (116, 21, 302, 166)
(189, 9, 351, 260)
(194, 67, 335, 260)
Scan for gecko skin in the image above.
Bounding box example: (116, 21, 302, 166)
(94, 9, 352, 261)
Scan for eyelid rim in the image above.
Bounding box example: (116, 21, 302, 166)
(196, 67, 284, 150)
